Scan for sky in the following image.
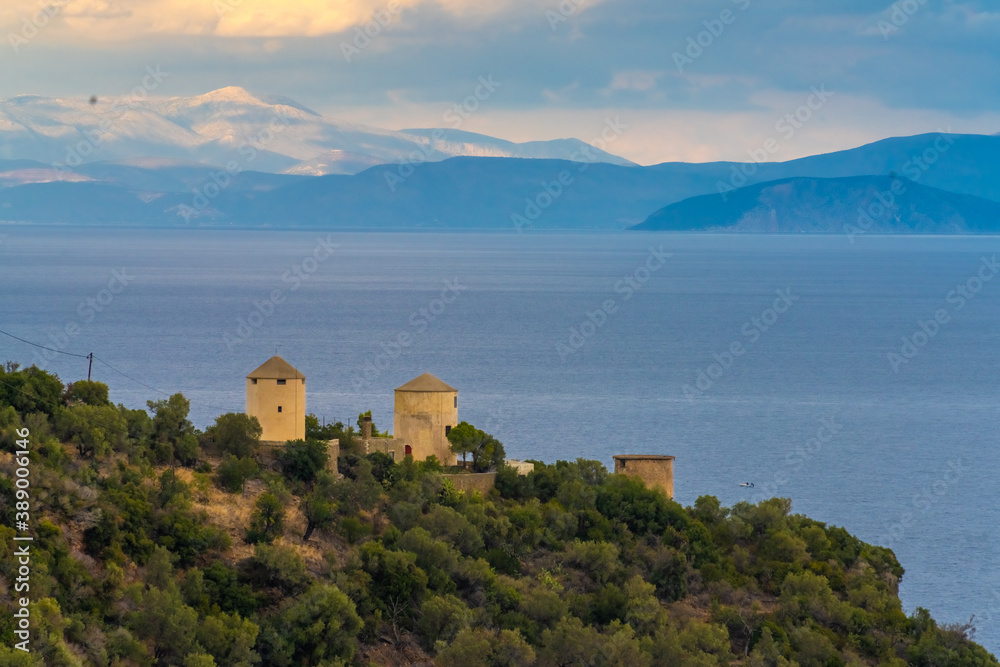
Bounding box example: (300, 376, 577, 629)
(2, 0, 998, 165)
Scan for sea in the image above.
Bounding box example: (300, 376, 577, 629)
(1, 227, 998, 654)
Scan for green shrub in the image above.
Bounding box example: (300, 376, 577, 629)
(205, 412, 262, 458)
(214, 455, 258, 493)
(277, 439, 329, 484)
(337, 516, 371, 544)
(251, 543, 309, 593)
(415, 594, 472, 650)
(266, 584, 363, 664)
(246, 493, 285, 545)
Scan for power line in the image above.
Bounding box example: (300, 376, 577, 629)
(93, 356, 170, 399)
(1, 328, 236, 417)
(0, 328, 90, 359)
(92, 356, 236, 415)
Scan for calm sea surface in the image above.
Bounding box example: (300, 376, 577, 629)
(2, 228, 999, 654)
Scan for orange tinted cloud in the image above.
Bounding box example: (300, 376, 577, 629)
(2, 0, 554, 40)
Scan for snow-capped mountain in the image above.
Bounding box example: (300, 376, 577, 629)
(0, 87, 635, 175)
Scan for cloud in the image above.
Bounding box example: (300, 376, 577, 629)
(62, 0, 132, 20)
(1, 0, 558, 40)
(604, 70, 663, 93)
(322, 92, 1000, 166)
(2, 0, 998, 165)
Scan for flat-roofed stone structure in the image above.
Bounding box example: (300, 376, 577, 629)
(613, 454, 674, 499)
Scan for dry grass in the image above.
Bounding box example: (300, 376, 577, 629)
(13, 441, 351, 576)
(358, 636, 434, 667)
(164, 463, 344, 576)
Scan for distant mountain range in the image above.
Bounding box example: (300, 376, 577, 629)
(0, 87, 634, 176)
(633, 176, 1000, 234)
(0, 87, 998, 233)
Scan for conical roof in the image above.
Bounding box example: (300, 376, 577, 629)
(247, 356, 305, 380)
(395, 372, 456, 392)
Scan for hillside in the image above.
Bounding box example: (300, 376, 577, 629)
(1, 133, 999, 230)
(1, 363, 997, 666)
(632, 175, 1000, 234)
(725, 133, 1000, 203)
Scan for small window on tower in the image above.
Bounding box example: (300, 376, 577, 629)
(277, 379, 286, 385)
(454, 396, 457, 408)
(445, 425, 451, 436)
(278, 406, 283, 413)
(251, 378, 257, 384)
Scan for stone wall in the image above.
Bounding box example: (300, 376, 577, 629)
(613, 455, 674, 499)
(363, 437, 408, 461)
(326, 439, 340, 472)
(443, 472, 496, 494)
(506, 459, 535, 475)
(259, 439, 340, 475)
(259, 440, 286, 449)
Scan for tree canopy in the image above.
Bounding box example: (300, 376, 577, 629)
(447, 421, 506, 472)
(0, 362, 995, 667)
(205, 412, 261, 459)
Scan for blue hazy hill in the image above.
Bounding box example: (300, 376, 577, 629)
(2, 133, 999, 230)
(631, 175, 1000, 233)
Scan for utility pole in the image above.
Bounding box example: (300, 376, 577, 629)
(87, 353, 93, 381)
